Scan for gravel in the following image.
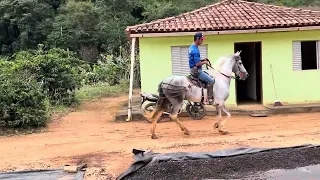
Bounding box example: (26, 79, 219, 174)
(123, 146, 320, 180)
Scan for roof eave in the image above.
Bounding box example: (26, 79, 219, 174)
(128, 25, 320, 38)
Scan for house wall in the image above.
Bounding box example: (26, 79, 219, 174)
(138, 29, 320, 106)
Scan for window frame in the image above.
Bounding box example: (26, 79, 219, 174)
(292, 40, 320, 71)
(170, 44, 208, 75)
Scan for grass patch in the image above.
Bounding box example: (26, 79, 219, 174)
(50, 105, 70, 113)
(75, 82, 129, 103)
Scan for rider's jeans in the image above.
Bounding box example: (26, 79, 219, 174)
(198, 69, 214, 84)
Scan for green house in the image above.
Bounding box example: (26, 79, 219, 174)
(125, 0, 320, 107)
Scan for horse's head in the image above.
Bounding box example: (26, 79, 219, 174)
(232, 51, 249, 80)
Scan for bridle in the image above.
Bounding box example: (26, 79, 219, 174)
(232, 57, 246, 80)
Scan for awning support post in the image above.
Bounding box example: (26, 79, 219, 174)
(126, 37, 136, 122)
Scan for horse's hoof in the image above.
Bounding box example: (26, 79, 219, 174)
(219, 130, 229, 135)
(151, 134, 158, 139)
(184, 130, 190, 136)
(214, 122, 219, 128)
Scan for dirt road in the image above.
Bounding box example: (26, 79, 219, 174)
(0, 94, 320, 179)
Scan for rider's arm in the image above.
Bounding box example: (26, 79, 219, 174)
(196, 59, 208, 67)
(189, 46, 208, 68)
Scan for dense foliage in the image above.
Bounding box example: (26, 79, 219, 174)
(0, 70, 50, 128)
(11, 47, 83, 106)
(0, 0, 318, 129)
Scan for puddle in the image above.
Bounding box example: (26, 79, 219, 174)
(245, 164, 320, 179)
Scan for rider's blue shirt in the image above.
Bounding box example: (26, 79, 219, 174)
(188, 44, 202, 70)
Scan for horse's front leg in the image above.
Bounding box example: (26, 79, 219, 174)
(218, 104, 230, 135)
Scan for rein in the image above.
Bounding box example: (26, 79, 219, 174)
(221, 72, 237, 79)
(206, 64, 238, 79)
(205, 58, 243, 80)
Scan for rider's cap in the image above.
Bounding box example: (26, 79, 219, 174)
(194, 32, 205, 41)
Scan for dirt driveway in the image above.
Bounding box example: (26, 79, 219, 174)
(0, 95, 320, 179)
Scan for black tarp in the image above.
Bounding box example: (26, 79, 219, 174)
(0, 168, 85, 180)
(117, 143, 320, 180)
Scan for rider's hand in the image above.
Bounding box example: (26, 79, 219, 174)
(201, 58, 209, 65)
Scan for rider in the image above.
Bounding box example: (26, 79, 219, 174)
(188, 32, 215, 105)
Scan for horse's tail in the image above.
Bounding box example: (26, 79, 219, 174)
(151, 81, 169, 119)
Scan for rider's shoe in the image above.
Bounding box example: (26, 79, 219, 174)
(208, 99, 214, 105)
(204, 98, 214, 105)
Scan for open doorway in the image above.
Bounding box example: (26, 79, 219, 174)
(234, 42, 262, 104)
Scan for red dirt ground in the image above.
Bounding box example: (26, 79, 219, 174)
(0, 94, 320, 179)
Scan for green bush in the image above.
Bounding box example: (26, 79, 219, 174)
(82, 60, 126, 86)
(82, 63, 109, 85)
(12, 47, 83, 106)
(79, 45, 140, 88)
(0, 71, 50, 128)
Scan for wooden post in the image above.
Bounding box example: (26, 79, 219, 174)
(126, 37, 136, 122)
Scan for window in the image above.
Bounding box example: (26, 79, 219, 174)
(292, 40, 320, 70)
(171, 44, 208, 75)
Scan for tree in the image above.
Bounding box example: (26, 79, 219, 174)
(95, 0, 141, 54)
(0, 0, 55, 55)
(46, 1, 100, 62)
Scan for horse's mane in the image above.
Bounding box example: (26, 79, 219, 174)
(205, 55, 233, 76)
(212, 56, 228, 70)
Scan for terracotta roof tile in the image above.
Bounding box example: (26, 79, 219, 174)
(126, 0, 320, 34)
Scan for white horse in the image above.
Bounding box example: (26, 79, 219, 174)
(145, 51, 249, 139)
